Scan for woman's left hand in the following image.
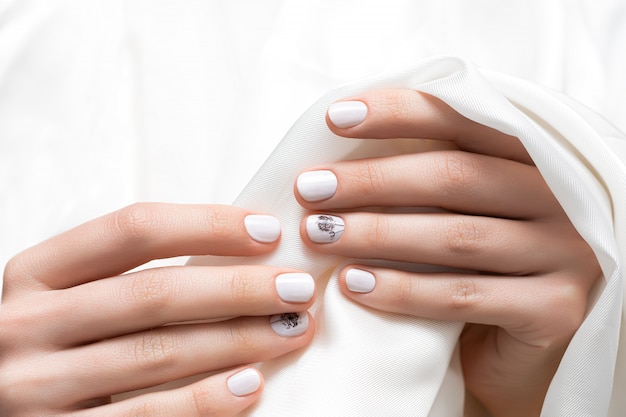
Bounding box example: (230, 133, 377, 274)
(294, 89, 601, 417)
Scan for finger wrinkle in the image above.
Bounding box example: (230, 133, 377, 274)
(448, 277, 481, 310)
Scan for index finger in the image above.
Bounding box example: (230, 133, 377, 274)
(326, 89, 532, 164)
(3, 203, 281, 291)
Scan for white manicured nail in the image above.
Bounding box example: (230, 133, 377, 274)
(306, 214, 344, 243)
(270, 312, 309, 337)
(244, 215, 281, 243)
(296, 170, 338, 202)
(346, 269, 376, 293)
(275, 273, 315, 303)
(227, 368, 261, 397)
(327, 101, 367, 128)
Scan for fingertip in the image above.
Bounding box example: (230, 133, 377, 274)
(344, 267, 377, 294)
(338, 266, 377, 302)
(275, 272, 316, 304)
(244, 214, 281, 244)
(269, 311, 312, 338)
(327, 100, 368, 130)
(301, 213, 345, 245)
(295, 170, 338, 203)
(227, 367, 264, 397)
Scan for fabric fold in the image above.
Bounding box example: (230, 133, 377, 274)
(189, 56, 625, 416)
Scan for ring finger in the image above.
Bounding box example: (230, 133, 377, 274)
(337, 266, 590, 347)
(42, 313, 313, 406)
(301, 212, 579, 274)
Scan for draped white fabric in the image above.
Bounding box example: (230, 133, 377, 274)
(1, 1, 626, 416)
(189, 57, 626, 416)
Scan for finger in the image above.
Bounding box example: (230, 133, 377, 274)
(338, 266, 590, 348)
(3, 203, 281, 291)
(46, 314, 312, 405)
(66, 367, 264, 417)
(47, 266, 315, 346)
(326, 89, 532, 164)
(295, 151, 560, 218)
(301, 212, 584, 274)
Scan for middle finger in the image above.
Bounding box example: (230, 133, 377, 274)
(295, 151, 561, 219)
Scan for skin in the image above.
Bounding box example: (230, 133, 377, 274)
(296, 89, 601, 416)
(0, 204, 315, 417)
(0, 89, 600, 416)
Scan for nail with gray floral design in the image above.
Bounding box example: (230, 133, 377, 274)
(305, 214, 345, 243)
(269, 312, 309, 337)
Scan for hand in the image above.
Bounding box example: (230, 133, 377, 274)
(0, 203, 315, 417)
(295, 90, 600, 416)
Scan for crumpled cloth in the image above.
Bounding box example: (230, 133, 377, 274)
(190, 56, 625, 416)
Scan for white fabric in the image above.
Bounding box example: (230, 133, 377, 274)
(188, 57, 626, 416)
(1, 1, 626, 416)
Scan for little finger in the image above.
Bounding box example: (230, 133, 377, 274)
(338, 266, 590, 347)
(66, 367, 264, 417)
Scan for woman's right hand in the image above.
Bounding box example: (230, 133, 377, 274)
(0, 203, 315, 417)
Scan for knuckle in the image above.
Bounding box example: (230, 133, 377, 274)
(524, 279, 588, 349)
(364, 215, 390, 249)
(228, 269, 262, 305)
(377, 90, 416, 122)
(446, 278, 481, 310)
(388, 274, 416, 307)
(0, 316, 25, 351)
(352, 159, 387, 196)
(444, 217, 485, 255)
(0, 361, 48, 415)
(0, 369, 15, 410)
(124, 271, 174, 315)
(2, 257, 20, 285)
(439, 152, 481, 195)
(0, 296, 56, 349)
(191, 383, 219, 417)
(227, 325, 256, 357)
(2, 254, 34, 291)
(204, 206, 236, 241)
(113, 203, 159, 243)
(545, 283, 587, 338)
(0, 309, 18, 349)
(133, 331, 179, 372)
(569, 239, 603, 281)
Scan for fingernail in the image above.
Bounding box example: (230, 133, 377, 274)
(306, 214, 344, 243)
(296, 170, 338, 202)
(227, 368, 262, 397)
(327, 101, 367, 128)
(275, 273, 315, 303)
(345, 268, 376, 293)
(270, 312, 309, 337)
(244, 215, 281, 243)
